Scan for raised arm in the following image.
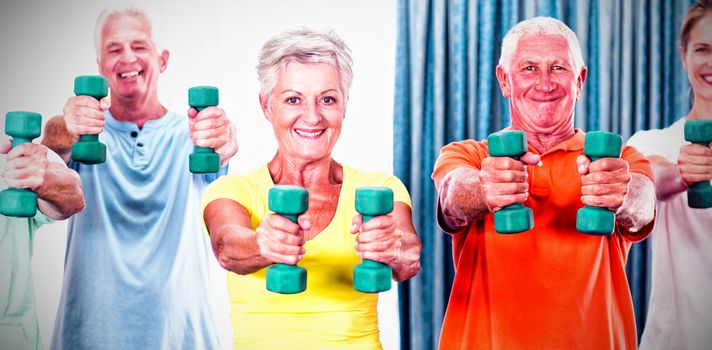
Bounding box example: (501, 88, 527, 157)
(42, 115, 76, 163)
(435, 152, 539, 233)
(578, 156, 655, 232)
(42, 95, 109, 163)
(2, 140, 84, 220)
(204, 198, 307, 275)
(351, 202, 421, 282)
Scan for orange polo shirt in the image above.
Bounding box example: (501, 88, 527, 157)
(432, 130, 654, 350)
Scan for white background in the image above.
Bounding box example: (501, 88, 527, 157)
(0, 1, 399, 349)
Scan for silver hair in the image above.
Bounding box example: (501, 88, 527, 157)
(257, 28, 353, 102)
(93, 6, 161, 57)
(498, 16, 585, 74)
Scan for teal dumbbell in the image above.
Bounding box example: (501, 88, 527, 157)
(71, 75, 108, 164)
(0, 111, 42, 217)
(188, 86, 221, 173)
(266, 185, 309, 294)
(354, 186, 394, 293)
(684, 120, 712, 208)
(576, 131, 623, 235)
(487, 130, 534, 233)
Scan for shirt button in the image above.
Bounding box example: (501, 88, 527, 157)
(130, 131, 138, 138)
(137, 142, 144, 147)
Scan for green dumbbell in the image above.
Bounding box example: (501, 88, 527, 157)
(0, 111, 42, 217)
(266, 185, 309, 294)
(576, 131, 623, 235)
(684, 120, 712, 208)
(487, 130, 534, 234)
(71, 75, 108, 164)
(354, 186, 394, 293)
(188, 86, 221, 173)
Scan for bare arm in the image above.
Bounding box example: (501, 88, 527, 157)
(578, 156, 655, 232)
(41, 115, 77, 164)
(2, 140, 84, 220)
(188, 107, 239, 167)
(615, 173, 656, 231)
(204, 199, 273, 274)
(436, 167, 491, 232)
(436, 152, 539, 233)
(351, 202, 421, 282)
(647, 155, 688, 200)
(42, 96, 109, 164)
(204, 197, 309, 275)
(36, 162, 85, 220)
(389, 203, 421, 282)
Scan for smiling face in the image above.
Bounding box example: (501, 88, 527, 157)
(261, 61, 346, 163)
(681, 13, 712, 102)
(96, 14, 168, 102)
(496, 33, 586, 136)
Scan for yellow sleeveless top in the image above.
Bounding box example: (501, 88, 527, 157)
(202, 164, 411, 349)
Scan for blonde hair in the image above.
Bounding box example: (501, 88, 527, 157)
(680, 0, 712, 52)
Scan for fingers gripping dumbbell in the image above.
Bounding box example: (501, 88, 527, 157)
(0, 111, 42, 217)
(266, 185, 309, 294)
(576, 131, 622, 235)
(354, 186, 394, 293)
(486, 130, 534, 234)
(71, 75, 108, 164)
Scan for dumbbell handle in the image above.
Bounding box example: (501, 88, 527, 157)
(193, 106, 214, 154)
(11, 137, 33, 148)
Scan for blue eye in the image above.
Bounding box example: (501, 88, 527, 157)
(287, 97, 300, 104)
(322, 96, 336, 104)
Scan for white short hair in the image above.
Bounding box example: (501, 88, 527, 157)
(93, 6, 162, 57)
(498, 16, 584, 74)
(257, 28, 353, 101)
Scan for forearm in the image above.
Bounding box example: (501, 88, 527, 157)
(35, 163, 85, 220)
(41, 116, 77, 163)
(388, 204, 421, 282)
(615, 173, 656, 231)
(648, 155, 688, 200)
(205, 199, 272, 274)
(391, 231, 421, 282)
(437, 167, 490, 232)
(217, 122, 238, 167)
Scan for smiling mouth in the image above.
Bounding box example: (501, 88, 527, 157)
(119, 70, 142, 79)
(532, 97, 560, 102)
(294, 129, 325, 138)
(703, 75, 712, 83)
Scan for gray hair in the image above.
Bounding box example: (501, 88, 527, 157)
(93, 6, 161, 57)
(498, 16, 585, 75)
(257, 28, 353, 101)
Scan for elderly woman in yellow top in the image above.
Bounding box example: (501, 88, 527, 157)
(201, 28, 421, 349)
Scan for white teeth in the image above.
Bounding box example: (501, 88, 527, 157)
(704, 75, 712, 83)
(295, 129, 323, 137)
(120, 71, 139, 78)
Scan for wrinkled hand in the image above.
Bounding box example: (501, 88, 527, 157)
(1, 138, 49, 191)
(63, 95, 110, 137)
(256, 213, 310, 265)
(577, 155, 631, 211)
(188, 107, 238, 166)
(479, 152, 540, 211)
(678, 142, 712, 186)
(351, 213, 401, 266)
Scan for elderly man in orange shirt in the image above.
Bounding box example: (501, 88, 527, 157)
(432, 17, 656, 349)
